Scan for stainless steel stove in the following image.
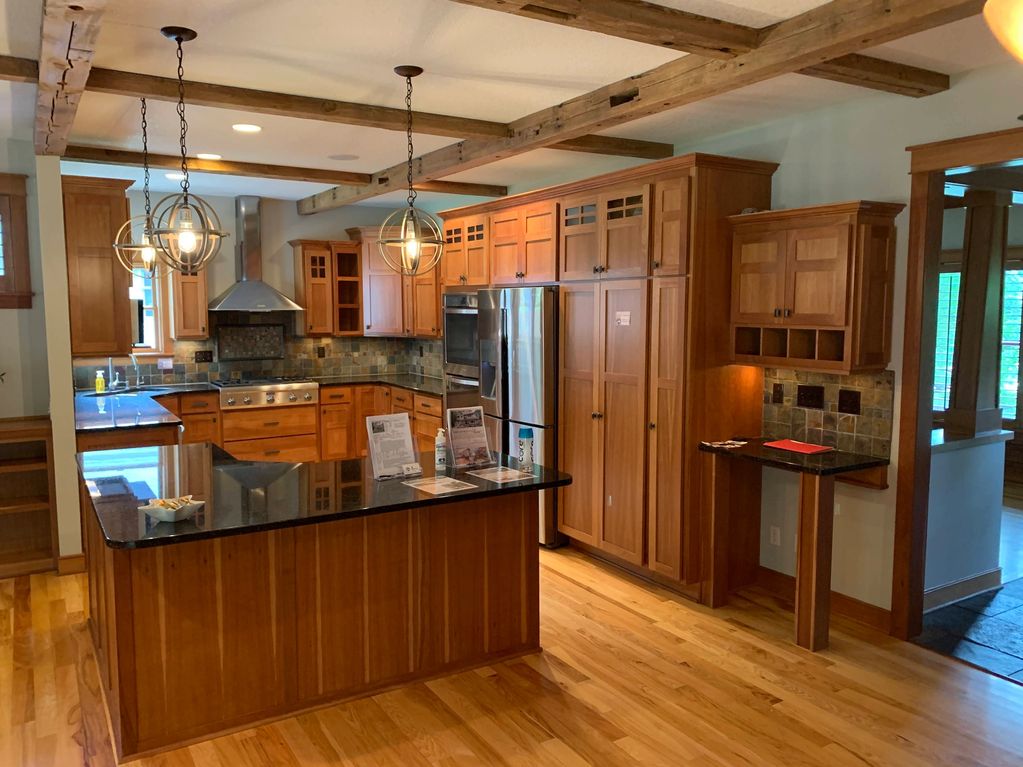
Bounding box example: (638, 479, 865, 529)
(213, 377, 319, 409)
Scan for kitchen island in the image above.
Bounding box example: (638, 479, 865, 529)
(79, 444, 569, 761)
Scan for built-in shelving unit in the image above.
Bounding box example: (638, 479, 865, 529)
(0, 417, 57, 577)
(334, 243, 362, 335)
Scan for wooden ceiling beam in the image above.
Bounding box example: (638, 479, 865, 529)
(450, 0, 950, 98)
(448, 0, 758, 58)
(299, 0, 981, 213)
(35, 1, 108, 155)
(62, 144, 508, 198)
(0, 55, 38, 83)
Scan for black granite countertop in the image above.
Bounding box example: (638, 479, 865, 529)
(74, 389, 184, 432)
(78, 444, 570, 549)
(698, 437, 889, 476)
(313, 373, 444, 396)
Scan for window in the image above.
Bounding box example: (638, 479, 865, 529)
(128, 269, 170, 353)
(0, 210, 5, 276)
(933, 267, 1023, 422)
(0, 174, 31, 308)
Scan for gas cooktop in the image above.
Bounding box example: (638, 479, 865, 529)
(213, 376, 313, 388)
(213, 377, 319, 409)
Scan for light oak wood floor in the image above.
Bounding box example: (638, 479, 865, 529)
(3, 547, 1023, 766)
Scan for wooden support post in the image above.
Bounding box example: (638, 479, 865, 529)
(795, 473, 835, 651)
(946, 189, 1011, 437)
(703, 452, 732, 608)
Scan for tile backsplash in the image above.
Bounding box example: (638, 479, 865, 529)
(762, 368, 895, 458)
(72, 335, 444, 390)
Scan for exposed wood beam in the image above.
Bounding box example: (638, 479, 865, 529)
(300, 0, 981, 213)
(35, 1, 107, 155)
(800, 53, 949, 98)
(450, 0, 950, 98)
(0, 55, 38, 83)
(80, 66, 671, 159)
(449, 0, 758, 58)
(62, 144, 508, 198)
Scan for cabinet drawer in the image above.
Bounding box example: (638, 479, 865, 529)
(414, 394, 442, 418)
(76, 425, 180, 452)
(391, 387, 413, 409)
(320, 386, 353, 404)
(181, 413, 220, 445)
(221, 405, 317, 441)
(179, 392, 218, 414)
(223, 434, 319, 463)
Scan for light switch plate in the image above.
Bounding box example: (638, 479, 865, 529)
(157, 357, 174, 371)
(194, 350, 213, 363)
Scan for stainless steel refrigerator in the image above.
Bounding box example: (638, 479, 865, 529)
(478, 285, 562, 546)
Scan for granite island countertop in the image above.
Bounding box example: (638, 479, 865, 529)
(312, 373, 444, 396)
(698, 437, 889, 476)
(78, 444, 569, 549)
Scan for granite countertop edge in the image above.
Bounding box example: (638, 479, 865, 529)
(698, 437, 890, 476)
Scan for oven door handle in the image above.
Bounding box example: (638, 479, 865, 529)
(447, 375, 479, 388)
(444, 308, 479, 315)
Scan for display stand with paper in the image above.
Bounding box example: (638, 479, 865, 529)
(365, 412, 421, 480)
(445, 406, 494, 469)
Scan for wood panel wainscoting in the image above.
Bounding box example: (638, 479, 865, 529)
(84, 491, 539, 761)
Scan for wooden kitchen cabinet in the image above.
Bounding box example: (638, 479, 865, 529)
(441, 215, 488, 287)
(292, 240, 334, 336)
(441, 219, 466, 287)
(320, 402, 355, 460)
(559, 185, 650, 280)
(170, 270, 209, 340)
(647, 276, 687, 581)
(488, 201, 558, 285)
(412, 268, 441, 338)
(354, 385, 391, 456)
(729, 201, 904, 373)
(559, 193, 600, 281)
(180, 413, 220, 445)
(651, 175, 691, 276)
(63, 177, 133, 356)
(351, 228, 404, 337)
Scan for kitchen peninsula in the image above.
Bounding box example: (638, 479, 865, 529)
(79, 442, 568, 761)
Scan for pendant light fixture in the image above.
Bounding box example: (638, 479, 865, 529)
(985, 0, 1023, 61)
(151, 26, 226, 274)
(113, 97, 165, 278)
(377, 66, 443, 276)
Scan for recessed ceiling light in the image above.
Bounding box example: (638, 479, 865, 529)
(196, 152, 222, 161)
(165, 172, 185, 181)
(232, 123, 262, 134)
(328, 153, 359, 162)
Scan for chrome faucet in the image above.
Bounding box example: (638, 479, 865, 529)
(130, 353, 143, 388)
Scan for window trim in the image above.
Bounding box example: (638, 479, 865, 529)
(128, 268, 173, 355)
(0, 174, 32, 309)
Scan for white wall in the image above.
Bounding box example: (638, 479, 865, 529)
(0, 138, 49, 418)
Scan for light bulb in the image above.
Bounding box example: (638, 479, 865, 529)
(402, 238, 421, 271)
(141, 244, 157, 269)
(985, 0, 1023, 61)
(178, 228, 197, 254)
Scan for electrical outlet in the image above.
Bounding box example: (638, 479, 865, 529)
(796, 384, 825, 410)
(772, 383, 784, 404)
(769, 526, 781, 546)
(317, 346, 326, 358)
(157, 357, 174, 371)
(194, 350, 213, 363)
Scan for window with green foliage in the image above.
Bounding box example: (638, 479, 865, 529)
(934, 272, 961, 412)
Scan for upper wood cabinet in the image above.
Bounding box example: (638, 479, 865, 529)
(170, 270, 209, 340)
(488, 201, 558, 285)
(559, 185, 651, 280)
(651, 175, 691, 277)
(0, 174, 31, 309)
(729, 201, 904, 373)
(351, 229, 403, 337)
(441, 215, 488, 287)
(412, 268, 440, 338)
(292, 240, 362, 337)
(63, 176, 133, 356)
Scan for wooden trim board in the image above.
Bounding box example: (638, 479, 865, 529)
(755, 565, 893, 634)
(58, 554, 86, 575)
(923, 568, 1002, 611)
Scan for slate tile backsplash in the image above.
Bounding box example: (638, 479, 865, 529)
(72, 336, 444, 389)
(762, 368, 895, 458)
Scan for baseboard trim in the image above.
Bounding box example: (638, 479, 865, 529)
(923, 568, 1002, 612)
(57, 554, 86, 575)
(754, 566, 893, 634)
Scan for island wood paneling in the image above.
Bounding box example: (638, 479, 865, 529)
(87, 490, 539, 761)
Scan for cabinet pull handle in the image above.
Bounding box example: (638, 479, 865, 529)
(366, 324, 371, 329)
(191, 401, 209, 408)
(652, 261, 660, 269)
(592, 265, 600, 274)
(784, 309, 792, 318)
(264, 449, 281, 456)
(773, 308, 782, 318)
(264, 421, 280, 427)
(591, 412, 598, 419)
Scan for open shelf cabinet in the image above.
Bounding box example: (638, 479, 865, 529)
(0, 417, 57, 577)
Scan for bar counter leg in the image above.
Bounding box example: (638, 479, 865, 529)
(795, 473, 835, 651)
(702, 452, 731, 608)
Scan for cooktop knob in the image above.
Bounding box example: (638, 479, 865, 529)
(288, 393, 298, 402)
(243, 396, 252, 405)
(303, 392, 313, 401)
(226, 397, 235, 406)
(266, 392, 275, 403)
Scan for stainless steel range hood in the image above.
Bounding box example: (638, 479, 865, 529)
(208, 196, 303, 312)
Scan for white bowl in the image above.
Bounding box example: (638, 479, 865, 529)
(139, 499, 203, 523)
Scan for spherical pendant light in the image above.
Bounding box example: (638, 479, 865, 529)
(152, 26, 227, 274)
(985, 0, 1023, 62)
(377, 66, 444, 276)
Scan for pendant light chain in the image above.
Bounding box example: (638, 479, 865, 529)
(405, 74, 417, 208)
(140, 97, 151, 220)
(174, 36, 190, 203)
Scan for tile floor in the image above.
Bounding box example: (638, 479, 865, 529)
(914, 507, 1023, 682)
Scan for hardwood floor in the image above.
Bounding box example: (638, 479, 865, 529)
(2, 547, 1023, 766)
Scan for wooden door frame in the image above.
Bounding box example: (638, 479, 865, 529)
(893, 125, 1023, 639)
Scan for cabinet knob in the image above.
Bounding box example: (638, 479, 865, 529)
(773, 308, 782, 318)
(599, 265, 606, 273)
(591, 412, 598, 419)
(592, 265, 600, 274)
(652, 261, 660, 269)
(784, 308, 792, 318)
(649, 422, 656, 430)
(366, 324, 371, 329)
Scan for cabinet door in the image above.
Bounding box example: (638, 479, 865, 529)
(354, 385, 380, 456)
(413, 269, 440, 337)
(488, 208, 522, 285)
(784, 224, 850, 327)
(559, 193, 600, 281)
(647, 277, 686, 580)
(521, 201, 558, 283)
(463, 215, 490, 286)
(557, 283, 599, 544)
(300, 244, 334, 336)
(171, 270, 209, 340)
(441, 219, 466, 287)
(651, 176, 691, 276)
(414, 413, 441, 454)
(600, 185, 650, 279)
(598, 279, 648, 565)
(402, 275, 415, 336)
(730, 229, 787, 325)
(320, 403, 354, 460)
(63, 180, 132, 355)
(181, 413, 220, 445)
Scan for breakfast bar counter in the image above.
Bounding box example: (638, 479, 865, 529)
(78, 444, 569, 761)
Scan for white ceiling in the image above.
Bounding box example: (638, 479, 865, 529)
(0, 1, 1013, 202)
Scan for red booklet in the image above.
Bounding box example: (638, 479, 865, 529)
(763, 439, 834, 455)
